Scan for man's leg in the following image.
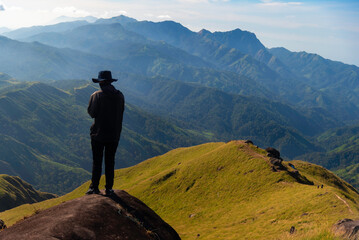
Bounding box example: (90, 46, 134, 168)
(90, 139, 105, 191)
(104, 141, 119, 191)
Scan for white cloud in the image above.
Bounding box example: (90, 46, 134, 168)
(145, 13, 154, 17)
(258, 1, 303, 7)
(157, 14, 171, 19)
(53, 6, 90, 17)
(219, 13, 319, 30)
(177, 0, 208, 3)
(99, 10, 127, 19)
(176, 0, 229, 3)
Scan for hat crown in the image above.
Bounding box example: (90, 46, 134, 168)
(92, 70, 117, 83)
(98, 71, 113, 81)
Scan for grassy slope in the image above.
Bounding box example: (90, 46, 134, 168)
(1, 141, 358, 239)
(0, 174, 56, 212)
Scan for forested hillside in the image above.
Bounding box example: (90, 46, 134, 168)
(0, 79, 208, 194)
(0, 174, 55, 212)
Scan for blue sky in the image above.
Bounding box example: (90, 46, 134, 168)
(0, 0, 358, 66)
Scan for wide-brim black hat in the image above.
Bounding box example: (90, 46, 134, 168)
(92, 70, 118, 83)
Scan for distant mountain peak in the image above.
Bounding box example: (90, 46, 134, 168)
(2, 20, 90, 40)
(0, 72, 14, 81)
(0, 27, 11, 34)
(198, 29, 212, 36)
(50, 15, 97, 24)
(95, 15, 137, 25)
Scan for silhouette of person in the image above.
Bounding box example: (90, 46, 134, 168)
(86, 70, 125, 196)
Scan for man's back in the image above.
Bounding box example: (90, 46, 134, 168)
(88, 84, 125, 142)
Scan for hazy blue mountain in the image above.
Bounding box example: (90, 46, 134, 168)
(12, 17, 359, 123)
(269, 47, 359, 109)
(269, 47, 359, 87)
(8, 16, 358, 124)
(2, 16, 357, 123)
(0, 73, 12, 80)
(23, 23, 276, 100)
(0, 36, 116, 81)
(116, 73, 327, 158)
(205, 29, 296, 80)
(120, 20, 358, 118)
(0, 27, 11, 34)
(211, 28, 266, 56)
(11, 17, 353, 128)
(51, 15, 97, 24)
(95, 15, 137, 25)
(120, 20, 294, 89)
(123, 21, 282, 85)
(24, 23, 210, 69)
(2, 21, 90, 40)
(0, 73, 15, 89)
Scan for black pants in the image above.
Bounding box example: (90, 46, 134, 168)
(90, 139, 119, 190)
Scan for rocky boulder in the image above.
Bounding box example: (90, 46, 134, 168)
(265, 147, 282, 159)
(0, 190, 181, 240)
(266, 147, 285, 171)
(333, 219, 359, 239)
(0, 219, 6, 230)
(270, 157, 283, 166)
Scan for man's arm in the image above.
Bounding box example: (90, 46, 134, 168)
(88, 93, 99, 118)
(117, 93, 125, 134)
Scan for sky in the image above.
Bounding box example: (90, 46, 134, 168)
(0, 0, 358, 66)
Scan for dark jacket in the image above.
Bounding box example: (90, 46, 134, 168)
(88, 84, 125, 142)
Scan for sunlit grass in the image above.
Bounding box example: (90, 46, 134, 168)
(1, 141, 358, 239)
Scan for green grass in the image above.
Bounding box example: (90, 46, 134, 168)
(1, 141, 358, 239)
(0, 174, 55, 212)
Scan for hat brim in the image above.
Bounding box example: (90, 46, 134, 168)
(92, 78, 118, 83)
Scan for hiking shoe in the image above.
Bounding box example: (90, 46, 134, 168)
(105, 189, 114, 196)
(86, 187, 100, 195)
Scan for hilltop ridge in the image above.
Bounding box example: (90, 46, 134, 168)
(1, 140, 358, 239)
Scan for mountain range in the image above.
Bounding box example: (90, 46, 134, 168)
(0, 15, 358, 194)
(1, 15, 359, 239)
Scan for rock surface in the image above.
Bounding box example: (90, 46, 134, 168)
(0, 219, 6, 230)
(0, 190, 181, 240)
(265, 147, 281, 159)
(334, 219, 359, 240)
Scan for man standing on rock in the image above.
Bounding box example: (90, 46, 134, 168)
(86, 70, 125, 196)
